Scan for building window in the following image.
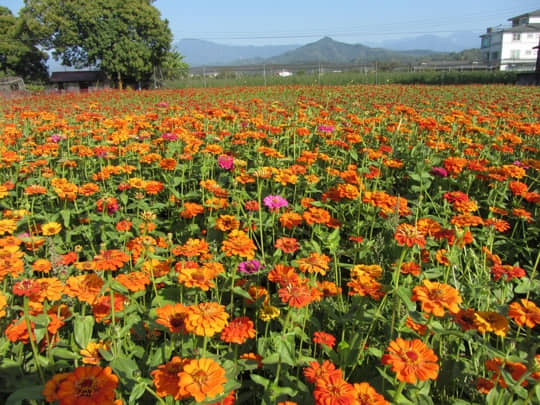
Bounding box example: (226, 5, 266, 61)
(527, 33, 534, 39)
(491, 52, 498, 61)
(481, 37, 490, 48)
(525, 50, 532, 55)
(511, 50, 520, 59)
(512, 33, 521, 41)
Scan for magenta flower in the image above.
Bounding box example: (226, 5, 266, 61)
(263, 195, 288, 211)
(238, 259, 264, 274)
(217, 154, 234, 170)
(317, 125, 334, 133)
(161, 132, 178, 141)
(430, 167, 448, 177)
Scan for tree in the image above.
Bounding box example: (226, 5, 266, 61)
(0, 6, 48, 81)
(159, 49, 189, 81)
(19, 0, 174, 88)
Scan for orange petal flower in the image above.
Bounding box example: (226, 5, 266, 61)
(155, 303, 188, 333)
(178, 358, 227, 402)
(220, 316, 256, 344)
(184, 302, 229, 337)
(411, 279, 462, 317)
(54, 366, 118, 405)
(150, 356, 190, 400)
(381, 338, 439, 384)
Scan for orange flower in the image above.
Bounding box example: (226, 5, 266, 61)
(115, 271, 150, 292)
(296, 252, 331, 275)
(180, 202, 204, 218)
(313, 373, 356, 405)
(0, 291, 6, 318)
(221, 230, 257, 259)
(173, 238, 210, 258)
(473, 311, 509, 336)
(400, 262, 421, 276)
(353, 382, 389, 405)
(220, 316, 256, 344)
(279, 211, 303, 229)
(184, 302, 229, 337)
(508, 299, 540, 328)
(313, 331, 336, 349)
(176, 261, 222, 291)
(178, 358, 227, 402)
(275, 237, 300, 254)
(303, 207, 331, 225)
(93, 249, 130, 271)
(303, 360, 342, 384)
(394, 223, 426, 248)
(278, 278, 316, 308)
(347, 274, 385, 300)
(215, 215, 240, 231)
(381, 338, 439, 384)
(155, 303, 188, 333)
(52, 366, 118, 405)
(150, 356, 190, 400)
(92, 293, 126, 323)
(80, 341, 109, 365)
(64, 273, 104, 304)
(411, 279, 462, 317)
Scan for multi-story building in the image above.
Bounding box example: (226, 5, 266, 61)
(480, 9, 540, 71)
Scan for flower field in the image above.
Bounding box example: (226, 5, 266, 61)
(0, 84, 538, 404)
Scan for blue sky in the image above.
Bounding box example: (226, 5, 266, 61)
(3, 0, 540, 45)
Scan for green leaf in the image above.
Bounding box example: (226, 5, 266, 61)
(396, 286, 416, 311)
(129, 381, 147, 404)
(73, 315, 95, 349)
(110, 357, 140, 382)
(60, 209, 70, 227)
(51, 347, 79, 359)
(6, 385, 44, 405)
(250, 373, 271, 389)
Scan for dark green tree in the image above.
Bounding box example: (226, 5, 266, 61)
(19, 0, 174, 88)
(0, 6, 48, 81)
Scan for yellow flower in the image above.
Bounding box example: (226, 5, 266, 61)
(42, 222, 62, 236)
(0, 219, 17, 235)
(0, 291, 7, 318)
(259, 304, 280, 322)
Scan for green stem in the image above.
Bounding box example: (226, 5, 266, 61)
(23, 297, 45, 383)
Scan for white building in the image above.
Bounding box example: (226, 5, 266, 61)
(480, 9, 540, 71)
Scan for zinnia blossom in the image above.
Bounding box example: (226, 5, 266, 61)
(394, 223, 426, 249)
(313, 331, 336, 349)
(221, 230, 257, 259)
(411, 279, 462, 317)
(508, 299, 540, 328)
(178, 358, 227, 402)
(263, 195, 288, 212)
(381, 338, 439, 384)
(217, 154, 235, 170)
(150, 356, 190, 400)
(48, 365, 119, 405)
(237, 259, 264, 274)
(41, 222, 62, 236)
(274, 237, 300, 254)
(184, 302, 229, 337)
(220, 316, 256, 344)
(353, 382, 389, 405)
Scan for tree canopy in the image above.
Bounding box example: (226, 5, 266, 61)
(19, 0, 175, 87)
(0, 6, 49, 81)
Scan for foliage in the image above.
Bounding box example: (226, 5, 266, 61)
(0, 84, 538, 404)
(19, 0, 173, 87)
(0, 6, 48, 82)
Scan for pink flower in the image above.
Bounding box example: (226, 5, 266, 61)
(263, 195, 288, 212)
(217, 154, 234, 170)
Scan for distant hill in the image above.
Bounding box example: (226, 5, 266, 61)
(176, 39, 299, 66)
(373, 31, 480, 53)
(265, 37, 437, 64)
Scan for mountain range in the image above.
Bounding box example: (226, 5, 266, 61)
(176, 32, 481, 66)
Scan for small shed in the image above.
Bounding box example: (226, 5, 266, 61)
(49, 71, 108, 91)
